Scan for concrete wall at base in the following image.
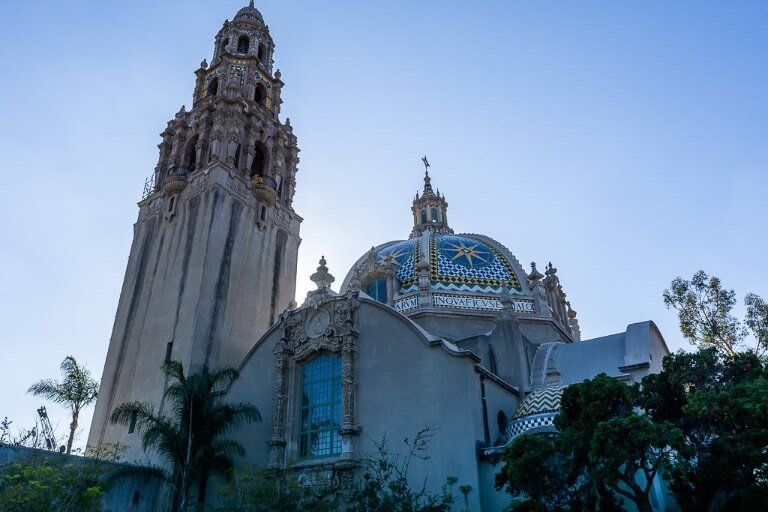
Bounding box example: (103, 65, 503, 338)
(0, 444, 170, 511)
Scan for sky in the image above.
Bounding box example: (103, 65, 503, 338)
(0, 1, 766, 451)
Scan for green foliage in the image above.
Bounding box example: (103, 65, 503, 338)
(0, 457, 105, 512)
(663, 270, 767, 356)
(494, 434, 574, 511)
(215, 466, 339, 512)
(640, 349, 768, 511)
(497, 273, 768, 511)
(84, 442, 129, 463)
(497, 375, 673, 512)
(1, 417, 46, 449)
(745, 293, 768, 356)
(348, 426, 464, 512)
(28, 355, 99, 454)
(556, 374, 635, 462)
(589, 414, 682, 510)
(109, 360, 260, 512)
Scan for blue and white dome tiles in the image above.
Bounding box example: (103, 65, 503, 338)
(504, 384, 566, 442)
(375, 233, 523, 295)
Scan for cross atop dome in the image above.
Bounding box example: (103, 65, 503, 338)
(410, 157, 452, 238)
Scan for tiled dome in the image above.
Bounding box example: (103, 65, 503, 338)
(504, 384, 567, 441)
(377, 232, 522, 295)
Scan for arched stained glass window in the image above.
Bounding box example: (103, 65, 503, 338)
(299, 353, 342, 459)
(366, 278, 387, 304)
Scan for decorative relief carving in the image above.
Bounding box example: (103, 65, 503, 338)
(227, 177, 250, 202)
(142, 196, 165, 219)
(271, 207, 292, 229)
(188, 172, 210, 195)
(305, 308, 330, 339)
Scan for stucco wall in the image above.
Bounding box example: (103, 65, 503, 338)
(222, 299, 520, 510)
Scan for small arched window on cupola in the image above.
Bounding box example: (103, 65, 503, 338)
(257, 43, 267, 63)
(237, 35, 250, 53)
(420, 210, 427, 224)
(366, 278, 388, 304)
(250, 144, 266, 177)
(253, 83, 267, 107)
(431, 207, 439, 222)
(207, 78, 219, 97)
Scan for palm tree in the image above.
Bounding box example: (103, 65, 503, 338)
(28, 355, 99, 454)
(109, 361, 260, 512)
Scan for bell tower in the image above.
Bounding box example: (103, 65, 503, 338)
(88, 2, 302, 456)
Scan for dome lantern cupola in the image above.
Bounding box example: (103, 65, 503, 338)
(410, 157, 452, 238)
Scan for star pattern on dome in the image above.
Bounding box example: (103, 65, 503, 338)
(378, 247, 409, 267)
(432, 234, 521, 290)
(377, 240, 418, 287)
(443, 240, 490, 268)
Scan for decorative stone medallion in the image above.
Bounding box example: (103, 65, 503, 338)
(305, 308, 331, 339)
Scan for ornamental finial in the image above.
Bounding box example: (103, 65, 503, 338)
(310, 256, 335, 290)
(528, 262, 544, 282)
(249, 0, 255, 8)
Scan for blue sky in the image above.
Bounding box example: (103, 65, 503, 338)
(0, 1, 766, 450)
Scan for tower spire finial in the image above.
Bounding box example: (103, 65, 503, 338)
(420, 156, 434, 196)
(249, 0, 255, 8)
(409, 156, 452, 238)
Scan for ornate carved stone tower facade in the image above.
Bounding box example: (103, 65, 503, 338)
(88, 2, 302, 455)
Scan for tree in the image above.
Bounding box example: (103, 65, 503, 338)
(494, 434, 575, 511)
(745, 293, 768, 356)
(588, 414, 682, 512)
(640, 348, 768, 510)
(28, 356, 99, 454)
(557, 375, 681, 512)
(496, 375, 677, 512)
(663, 270, 767, 356)
(108, 361, 260, 512)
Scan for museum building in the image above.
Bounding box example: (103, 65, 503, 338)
(87, 3, 672, 510)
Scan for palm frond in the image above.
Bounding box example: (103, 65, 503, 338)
(206, 453, 237, 478)
(60, 355, 79, 376)
(211, 438, 246, 458)
(28, 379, 67, 403)
(110, 401, 158, 429)
(210, 367, 240, 391)
(162, 360, 186, 385)
(104, 464, 172, 492)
